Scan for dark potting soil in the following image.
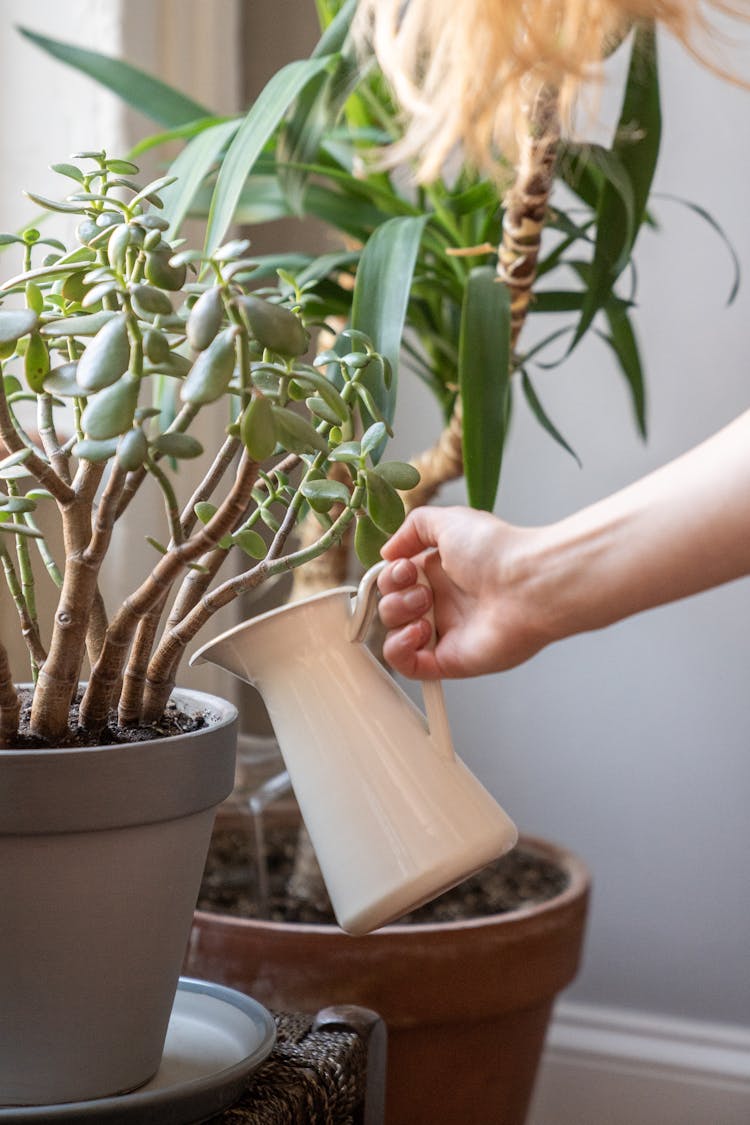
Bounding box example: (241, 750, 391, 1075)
(12, 687, 207, 749)
(197, 820, 570, 927)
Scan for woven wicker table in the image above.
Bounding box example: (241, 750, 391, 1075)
(213, 1006, 386, 1125)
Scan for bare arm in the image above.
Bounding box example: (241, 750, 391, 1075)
(378, 410, 750, 679)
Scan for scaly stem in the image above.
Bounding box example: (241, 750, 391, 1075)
(37, 393, 71, 484)
(405, 85, 562, 510)
(29, 464, 127, 742)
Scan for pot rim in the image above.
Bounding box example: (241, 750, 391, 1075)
(0, 685, 237, 760)
(192, 833, 590, 937)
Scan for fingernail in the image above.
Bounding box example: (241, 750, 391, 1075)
(392, 560, 413, 585)
(403, 586, 429, 611)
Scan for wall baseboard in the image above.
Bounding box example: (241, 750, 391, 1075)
(528, 1001, 750, 1125)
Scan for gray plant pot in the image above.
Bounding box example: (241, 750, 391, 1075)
(0, 687, 237, 1107)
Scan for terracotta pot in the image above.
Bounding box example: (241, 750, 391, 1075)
(0, 688, 237, 1107)
(186, 834, 590, 1124)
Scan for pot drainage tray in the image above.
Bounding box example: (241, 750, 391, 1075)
(0, 977, 276, 1124)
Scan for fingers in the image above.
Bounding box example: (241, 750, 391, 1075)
(377, 555, 438, 678)
(380, 508, 442, 561)
(381, 619, 441, 679)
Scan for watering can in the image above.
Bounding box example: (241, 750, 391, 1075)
(191, 562, 517, 935)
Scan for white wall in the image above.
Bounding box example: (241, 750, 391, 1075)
(391, 30, 750, 1028)
(0, 0, 241, 699)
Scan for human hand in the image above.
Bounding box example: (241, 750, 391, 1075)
(377, 506, 552, 679)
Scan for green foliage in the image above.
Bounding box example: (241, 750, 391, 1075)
(19, 3, 684, 515)
(0, 154, 418, 683)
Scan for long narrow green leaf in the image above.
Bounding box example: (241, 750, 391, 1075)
(205, 55, 337, 255)
(277, 0, 361, 213)
(654, 193, 741, 305)
(459, 266, 512, 511)
(350, 214, 429, 429)
(599, 302, 648, 438)
(572, 24, 661, 348)
(521, 371, 581, 466)
(129, 115, 232, 159)
(162, 119, 241, 238)
(18, 27, 211, 128)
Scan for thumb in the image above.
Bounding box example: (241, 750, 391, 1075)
(381, 507, 445, 561)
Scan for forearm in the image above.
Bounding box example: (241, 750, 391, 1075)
(532, 411, 750, 642)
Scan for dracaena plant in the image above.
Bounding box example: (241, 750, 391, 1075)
(0, 152, 416, 747)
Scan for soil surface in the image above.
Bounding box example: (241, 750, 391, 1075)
(12, 687, 207, 749)
(198, 820, 570, 927)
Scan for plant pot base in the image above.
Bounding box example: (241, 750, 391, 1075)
(186, 830, 590, 1125)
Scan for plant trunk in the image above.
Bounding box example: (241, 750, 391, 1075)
(406, 85, 562, 510)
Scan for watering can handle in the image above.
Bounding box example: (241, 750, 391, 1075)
(348, 560, 455, 762)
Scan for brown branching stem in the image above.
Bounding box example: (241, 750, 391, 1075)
(37, 393, 71, 484)
(79, 454, 261, 732)
(140, 496, 360, 722)
(28, 464, 127, 741)
(0, 392, 74, 507)
(140, 469, 308, 723)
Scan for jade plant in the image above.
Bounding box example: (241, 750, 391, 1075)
(0, 153, 416, 747)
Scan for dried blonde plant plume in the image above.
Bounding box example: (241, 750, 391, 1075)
(355, 0, 749, 179)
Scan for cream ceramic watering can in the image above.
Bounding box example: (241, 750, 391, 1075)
(191, 562, 517, 935)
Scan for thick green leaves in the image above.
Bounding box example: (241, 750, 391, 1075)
(205, 54, 337, 255)
(301, 477, 351, 512)
(19, 28, 212, 128)
(41, 310, 117, 338)
(73, 437, 119, 462)
(459, 266, 511, 511)
(117, 428, 148, 471)
(364, 469, 405, 534)
(24, 333, 50, 392)
(289, 366, 348, 421)
(187, 287, 224, 351)
(237, 295, 308, 356)
(232, 528, 267, 559)
(130, 284, 173, 317)
(0, 309, 38, 346)
(76, 314, 130, 391)
(152, 433, 203, 459)
(181, 327, 238, 404)
(43, 363, 87, 398)
(240, 395, 277, 461)
(350, 215, 428, 429)
(354, 513, 389, 568)
(272, 405, 329, 454)
(81, 377, 139, 440)
(373, 460, 420, 491)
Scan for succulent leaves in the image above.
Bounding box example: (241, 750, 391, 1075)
(0, 152, 419, 647)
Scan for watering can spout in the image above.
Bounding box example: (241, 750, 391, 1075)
(189, 634, 249, 684)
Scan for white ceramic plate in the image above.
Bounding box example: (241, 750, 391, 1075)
(0, 978, 276, 1123)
